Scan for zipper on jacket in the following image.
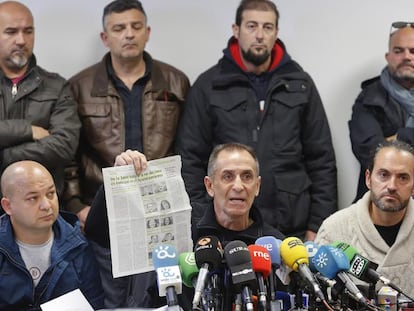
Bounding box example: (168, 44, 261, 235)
(35, 265, 57, 306)
(252, 127, 259, 142)
(10, 74, 26, 98)
(0, 246, 36, 303)
(11, 83, 17, 98)
(253, 99, 265, 142)
(0, 246, 31, 274)
(259, 100, 265, 113)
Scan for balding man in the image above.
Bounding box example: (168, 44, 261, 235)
(350, 22, 414, 201)
(0, 1, 80, 202)
(0, 161, 103, 310)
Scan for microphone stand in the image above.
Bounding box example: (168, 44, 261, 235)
(214, 273, 224, 311)
(368, 282, 376, 304)
(166, 286, 181, 311)
(335, 281, 350, 311)
(290, 272, 306, 311)
(222, 269, 233, 311)
(234, 293, 242, 311)
(205, 273, 222, 311)
(268, 271, 282, 311)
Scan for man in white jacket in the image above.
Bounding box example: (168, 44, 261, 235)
(315, 140, 414, 299)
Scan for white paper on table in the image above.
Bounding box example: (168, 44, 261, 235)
(40, 288, 93, 311)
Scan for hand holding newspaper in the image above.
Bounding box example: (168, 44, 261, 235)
(102, 155, 193, 278)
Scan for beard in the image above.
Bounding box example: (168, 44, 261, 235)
(371, 191, 409, 213)
(241, 48, 270, 67)
(7, 51, 29, 70)
(392, 62, 414, 83)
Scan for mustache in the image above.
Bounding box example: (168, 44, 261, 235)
(11, 48, 27, 53)
(397, 61, 414, 69)
(122, 41, 137, 47)
(251, 43, 266, 47)
(379, 190, 401, 200)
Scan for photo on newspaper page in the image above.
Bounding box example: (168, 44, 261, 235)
(102, 155, 193, 277)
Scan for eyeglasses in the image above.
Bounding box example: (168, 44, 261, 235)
(390, 21, 414, 35)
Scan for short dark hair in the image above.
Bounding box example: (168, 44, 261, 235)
(102, 0, 146, 29)
(367, 140, 414, 172)
(235, 0, 279, 27)
(207, 142, 260, 178)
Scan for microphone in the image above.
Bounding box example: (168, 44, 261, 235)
(152, 244, 182, 310)
(248, 244, 271, 311)
(312, 245, 351, 279)
(279, 237, 326, 302)
(313, 245, 368, 306)
(256, 236, 283, 309)
(193, 236, 223, 309)
(332, 241, 404, 293)
(223, 240, 257, 311)
(178, 252, 199, 288)
(305, 241, 336, 289)
(255, 236, 282, 268)
(304, 241, 319, 273)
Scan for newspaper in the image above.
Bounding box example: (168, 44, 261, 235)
(102, 155, 193, 278)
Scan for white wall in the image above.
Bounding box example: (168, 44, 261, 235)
(18, 0, 414, 209)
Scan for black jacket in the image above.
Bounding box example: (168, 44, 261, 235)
(0, 55, 80, 197)
(193, 202, 285, 246)
(176, 38, 337, 237)
(193, 202, 285, 311)
(349, 76, 413, 201)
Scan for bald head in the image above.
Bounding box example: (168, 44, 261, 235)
(388, 26, 414, 50)
(1, 161, 53, 198)
(0, 1, 33, 35)
(386, 26, 414, 89)
(1, 160, 58, 244)
(0, 1, 32, 15)
(0, 1, 34, 77)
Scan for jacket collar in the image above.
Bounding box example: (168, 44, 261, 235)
(358, 191, 414, 252)
(194, 203, 265, 245)
(359, 77, 391, 108)
(0, 54, 37, 80)
(91, 51, 173, 98)
(223, 36, 290, 74)
(212, 38, 303, 90)
(0, 55, 42, 100)
(0, 212, 85, 264)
